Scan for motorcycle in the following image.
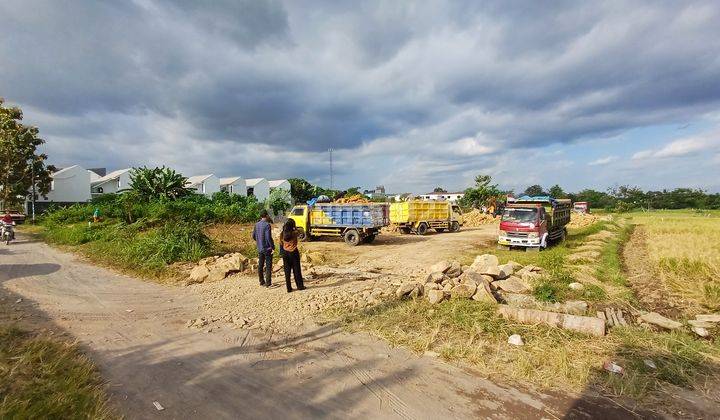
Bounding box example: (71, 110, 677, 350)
(1, 221, 15, 245)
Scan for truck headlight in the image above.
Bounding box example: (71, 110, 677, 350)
(527, 232, 539, 239)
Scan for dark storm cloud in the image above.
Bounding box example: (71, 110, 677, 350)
(1, 0, 720, 190)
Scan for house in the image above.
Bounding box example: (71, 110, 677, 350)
(39, 165, 92, 204)
(186, 174, 220, 197)
(219, 177, 247, 196)
(419, 191, 465, 203)
(91, 169, 131, 196)
(268, 179, 291, 191)
(245, 178, 270, 201)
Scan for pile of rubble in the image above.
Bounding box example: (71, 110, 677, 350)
(462, 209, 498, 227)
(395, 254, 543, 306)
(187, 253, 248, 285)
(335, 194, 370, 204)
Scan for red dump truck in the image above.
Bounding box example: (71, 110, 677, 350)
(497, 196, 571, 251)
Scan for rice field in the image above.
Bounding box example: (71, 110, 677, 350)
(630, 210, 720, 313)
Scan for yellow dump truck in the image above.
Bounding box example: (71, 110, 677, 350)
(389, 201, 463, 235)
(288, 203, 390, 246)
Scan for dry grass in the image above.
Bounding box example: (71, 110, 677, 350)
(336, 298, 720, 398)
(0, 326, 115, 419)
(630, 211, 720, 312)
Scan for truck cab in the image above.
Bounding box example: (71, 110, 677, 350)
(498, 205, 547, 249)
(451, 204, 463, 226)
(288, 205, 309, 240)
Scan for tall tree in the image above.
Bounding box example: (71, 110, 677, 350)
(548, 184, 566, 198)
(459, 174, 502, 208)
(522, 184, 546, 197)
(127, 166, 192, 201)
(433, 186, 446, 193)
(0, 99, 55, 209)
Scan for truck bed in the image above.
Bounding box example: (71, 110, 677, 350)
(310, 203, 389, 228)
(389, 201, 450, 224)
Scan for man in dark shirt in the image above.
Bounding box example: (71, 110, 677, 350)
(252, 210, 275, 287)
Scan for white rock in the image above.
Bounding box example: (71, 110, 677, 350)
(427, 289, 446, 305)
(691, 326, 710, 338)
(508, 334, 524, 346)
(429, 260, 451, 274)
(696, 314, 720, 323)
(643, 359, 657, 369)
(568, 282, 584, 291)
(639, 312, 683, 330)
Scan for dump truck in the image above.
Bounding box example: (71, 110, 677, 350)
(497, 196, 571, 250)
(390, 201, 463, 234)
(288, 202, 389, 246)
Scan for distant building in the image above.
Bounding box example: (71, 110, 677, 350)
(91, 169, 131, 196)
(186, 174, 220, 197)
(268, 179, 291, 191)
(245, 178, 270, 201)
(419, 191, 465, 203)
(32, 165, 92, 214)
(219, 177, 247, 196)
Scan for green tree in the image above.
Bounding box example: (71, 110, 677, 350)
(459, 174, 502, 208)
(288, 178, 314, 203)
(548, 184, 566, 198)
(267, 187, 292, 215)
(0, 99, 55, 209)
(127, 166, 193, 201)
(433, 186, 446, 193)
(522, 184, 546, 197)
(345, 187, 362, 196)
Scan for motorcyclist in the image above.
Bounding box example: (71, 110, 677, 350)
(1, 211, 15, 241)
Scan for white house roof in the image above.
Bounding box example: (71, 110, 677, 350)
(245, 178, 267, 187)
(219, 177, 243, 186)
(268, 179, 289, 188)
(186, 174, 214, 186)
(91, 168, 131, 186)
(52, 165, 82, 178)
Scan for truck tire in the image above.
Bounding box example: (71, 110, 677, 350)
(450, 221, 460, 232)
(416, 223, 428, 235)
(344, 229, 361, 246)
(297, 228, 308, 242)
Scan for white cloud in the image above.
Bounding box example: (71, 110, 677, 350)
(588, 156, 618, 166)
(632, 131, 720, 160)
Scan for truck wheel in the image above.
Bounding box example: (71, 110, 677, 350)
(450, 221, 460, 232)
(416, 223, 428, 235)
(363, 234, 377, 244)
(297, 228, 308, 242)
(344, 229, 361, 246)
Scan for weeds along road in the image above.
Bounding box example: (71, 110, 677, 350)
(1, 234, 645, 419)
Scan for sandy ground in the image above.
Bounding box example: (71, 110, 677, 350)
(1, 233, 651, 419)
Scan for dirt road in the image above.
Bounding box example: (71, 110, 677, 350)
(1, 235, 644, 419)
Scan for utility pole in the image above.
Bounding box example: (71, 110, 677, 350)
(31, 159, 36, 223)
(329, 148, 334, 191)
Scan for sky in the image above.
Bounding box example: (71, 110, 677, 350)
(1, 0, 719, 194)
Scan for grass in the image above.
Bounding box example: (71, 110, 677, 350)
(36, 219, 214, 280)
(335, 298, 720, 398)
(0, 326, 114, 419)
(333, 213, 720, 403)
(630, 210, 720, 312)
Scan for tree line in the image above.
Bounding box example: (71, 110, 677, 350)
(458, 177, 720, 211)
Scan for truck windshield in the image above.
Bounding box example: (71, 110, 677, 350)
(502, 208, 537, 223)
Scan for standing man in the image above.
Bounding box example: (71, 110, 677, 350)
(252, 209, 275, 287)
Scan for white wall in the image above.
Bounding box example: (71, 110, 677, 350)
(220, 177, 247, 196)
(198, 175, 220, 197)
(247, 179, 270, 202)
(43, 165, 91, 202)
(269, 180, 291, 191)
(92, 171, 131, 195)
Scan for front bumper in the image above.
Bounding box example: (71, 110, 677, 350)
(498, 235, 541, 247)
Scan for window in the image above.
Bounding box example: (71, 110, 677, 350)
(228, 185, 233, 193)
(248, 187, 254, 196)
(292, 207, 305, 216)
(201, 183, 205, 193)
